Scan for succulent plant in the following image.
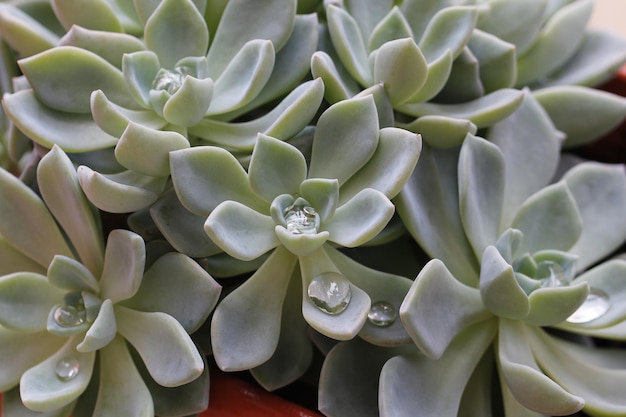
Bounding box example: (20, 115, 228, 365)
(0, 146, 221, 416)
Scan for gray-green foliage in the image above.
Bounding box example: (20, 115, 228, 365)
(0, 1, 626, 417)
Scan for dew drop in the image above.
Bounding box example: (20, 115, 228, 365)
(536, 260, 570, 288)
(284, 204, 319, 235)
(307, 272, 351, 315)
(152, 68, 184, 94)
(55, 357, 80, 381)
(53, 305, 86, 327)
(368, 301, 397, 327)
(567, 288, 611, 323)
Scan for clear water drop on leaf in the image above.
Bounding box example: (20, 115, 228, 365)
(152, 68, 184, 94)
(536, 260, 570, 288)
(307, 272, 351, 315)
(566, 287, 611, 323)
(55, 357, 80, 381)
(367, 301, 397, 327)
(284, 204, 319, 235)
(54, 292, 87, 327)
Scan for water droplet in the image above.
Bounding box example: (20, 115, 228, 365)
(55, 358, 80, 381)
(53, 305, 86, 327)
(307, 272, 351, 315)
(284, 204, 319, 235)
(536, 260, 570, 288)
(567, 288, 611, 323)
(368, 301, 397, 327)
(152, 68, 184, 94)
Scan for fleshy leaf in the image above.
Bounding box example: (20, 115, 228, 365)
(3, 89, 119, 152)
(115, 305, 204, 386)
(38, 146, 105, 275)
(51, 0, 122, 32)
(92, 335, 154, 417)
(324, 188, 394, 248)
(511, 181, 582, 254)
(144, 0, 209, 69)
(115, 122, 190, 177)
(77, 298, 117, 352)
(0, 4, 59, 57)
(515, 0, 593, 87)
(122, 50, 161, 109)
(122, 252, 221, 333)
(248, 134, 307, 202)
(275, 227, 329, 257)
(99, 229, 145, 304)
(344, 0, 395, 42)
(367, 6, 413, 51)
(47, 255, 99, 293)
(0, 272, 64, 332)
(205, 201, 279, 261)
(308, 95, 379, 185)
(373, 38, 427, 106)
(211, 246, 297, 371)
(170, 146, 266, 216)
(399, 88, 525, 127)
(418, 6, 479, 62)
(19, 46, 136, 113)
(458, 134, 505, 258)
(480, 246, 529, 320)
(20, 336, 96, 412)
(498, 319, 585, 415)
(401, 114, 475, 148)
(206, 39, 275, 115)
(401, 259, 490, 359)
(0, 235, 46, 276)
(380, 320, 496, 417)
(299, 178, 339, 223)
(162, 75, 214, 126)
(469, 29, 516, 92)
(404, 49, 453, 103)
(310, 51, 359, 104)
(0, 167, 74, 268)
(525, 282, 589, 326)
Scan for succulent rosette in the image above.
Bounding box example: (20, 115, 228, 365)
(386, 91, 626, 416)
(1, 0, 321, 213)
(164, 93, 421, 388)
(0, 146, 221, 416)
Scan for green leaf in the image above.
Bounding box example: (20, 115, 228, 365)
(511, 181, 582, 254)
(487, 90, 561, 230)
(169, 146, 266, 216)
(77, 166, 166, 213)
(299, 178, 339, 223)
(367, 6, 414, 51)
(3, 89, 119, 152)
(0, 167, 74, 268)
(401, 259, 489, 359)
(525, 282, 589, 326)
(19, 46, 136, 113)
(309, 95, 379, 185)
(206, 0, 296, 78)
(161, 76, 212, 127)
(38, 146, 105, 275)
(434, 47, 484, 103)
(0, 235, 46, 276)
(418, 6, 479, 62)
(404, 49, 453, 103)
(480, 246, 530, 320)
(401, 115, 475, 149)
(310, 51, 359, 104)
(274, 227, 329, 257)
(343, 127, 421, 203)
(115, 305, 204, 386)
(0, 272, 64, 332)
(248, 134, 307, 202)
(458, 135, 505, 258)
(122, 252, 221, 333)
(47, 255, 99, 293)
(99, 230, 145, 304)
(497, 320, 585, 415)
(51, 0, 122, 32)
(92, 335, 154, 417)
(469, 29, 516, 92)
(211, 246, 297, 371)
(299, 247, 371, 340)
(115, 122, 190, 177)
(20, 336, 96, 412)
(205, 201, 279, 261)
(534, 85, 626, 148)
(0, 4, 59, 57)
(324, 189, 394, 248)
(343, 0, 394, 42)
(380, 320, 497, 417)
(326, 5, 371, 86)
(515, 0, 593, 87)
(0, 328, 65, 392)
(77, 298, 117, 352)
(399, 88, 525, 127)
(122, 50, 161, 109)
(58, 25, 146, 69)
(144, 0, 209, 69)
(373, 38, 428, 106)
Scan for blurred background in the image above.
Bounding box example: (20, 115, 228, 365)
(591, 0, 626, 36)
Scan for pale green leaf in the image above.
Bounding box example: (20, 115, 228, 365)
(418, 6, 479, 62)
(401, 115, 475, 149)
(99, 229, 146, 304)
(162, 76, 213, 127)
(122, 50, 161, 109)
(51, 0, 122, 32)
(0, 3, 59, 57)
(367, 6, 414, 51)
(77, 298, 117, 352)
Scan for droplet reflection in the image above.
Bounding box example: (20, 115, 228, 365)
(307, 272, 351, 315)
(55, 357, 80, 381)
(368, 301, 397, 327)
(567, 287, 611, 323)
(284, 204, 319, 235)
